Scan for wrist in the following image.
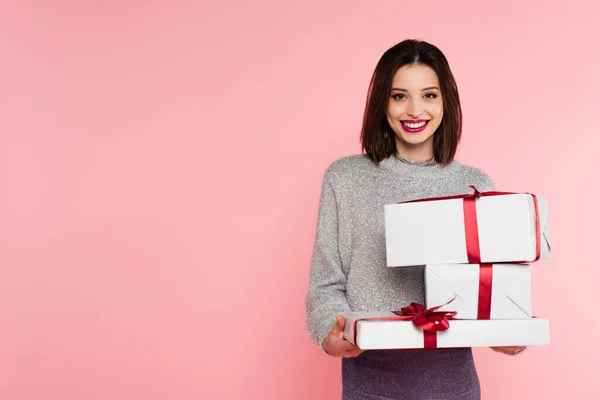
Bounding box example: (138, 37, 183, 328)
(321, 338, 332, 355)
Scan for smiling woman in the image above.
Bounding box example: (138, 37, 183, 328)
(386, 65, 444, 145)
(305, 39, 524, 400)
(360, 40, 463, 166)
(386, 65, 444, 158)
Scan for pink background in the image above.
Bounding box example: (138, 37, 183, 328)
(1, 0, 598, 399)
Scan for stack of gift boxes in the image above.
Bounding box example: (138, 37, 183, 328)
(343, 187, 551, 350)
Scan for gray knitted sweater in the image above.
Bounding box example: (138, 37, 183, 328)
(305, 153, 495, 399)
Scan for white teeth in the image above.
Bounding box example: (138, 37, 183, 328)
(402, 121, 427, 128)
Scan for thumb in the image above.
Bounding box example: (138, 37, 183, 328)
(332, 315, 346, 335)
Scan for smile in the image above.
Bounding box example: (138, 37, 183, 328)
(400, 120, 429, 133)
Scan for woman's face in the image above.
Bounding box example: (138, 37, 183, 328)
(386, 64, 444, 158)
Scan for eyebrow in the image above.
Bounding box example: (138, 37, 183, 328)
(391, 86, 440, 92)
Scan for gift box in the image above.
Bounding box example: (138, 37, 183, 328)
(425, 263, 532, 319)
(342, 309, 550, 350)
(384, 187, 551, 267)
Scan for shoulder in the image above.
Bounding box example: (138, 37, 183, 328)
(451, 160, 496, 191)
(323, 154, 376, 182)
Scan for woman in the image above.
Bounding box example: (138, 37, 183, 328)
(305, 39, 525, 400)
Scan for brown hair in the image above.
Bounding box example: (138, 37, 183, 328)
(360, 39, 462, 165)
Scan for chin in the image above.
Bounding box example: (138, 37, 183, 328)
(398, 132, 434, 146)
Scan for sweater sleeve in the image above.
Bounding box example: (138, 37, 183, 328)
(305, 169, 352, 351)
(474, 168, 496, 192)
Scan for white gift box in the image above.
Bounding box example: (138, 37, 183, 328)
(425, 264, 532, 319)
(384, 191, 551, 267)
(342, 311, 550, 350)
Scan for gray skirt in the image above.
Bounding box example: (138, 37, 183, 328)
(341, 348, 481, 400)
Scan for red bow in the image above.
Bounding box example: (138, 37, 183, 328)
(391, 301, 457, 348)
(351, 299, 457, 349)
(392, 302, 457, 332)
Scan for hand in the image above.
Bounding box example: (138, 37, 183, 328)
(322, 315, 365, 358)
(490, 346, 526, 355)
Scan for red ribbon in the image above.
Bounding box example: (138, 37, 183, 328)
(477, 263, 493, 319)
(353, 301, 457, 349)
(402, 186, 541, 263)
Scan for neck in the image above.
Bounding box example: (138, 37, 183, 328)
(395, 144, 434, 162)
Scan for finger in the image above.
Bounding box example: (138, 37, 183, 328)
(343, 348, 365, 358)
(336, 339, 360, 352)
(492, 346, 522, 351)
(491, 347, 509, 353)
(331, 315, 345, 335)
(336, 315, 345, 330)
(491, 346, 522, 355)
(507, 347, 525, 354)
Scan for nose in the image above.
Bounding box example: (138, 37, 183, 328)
(407, 100, 423, 118)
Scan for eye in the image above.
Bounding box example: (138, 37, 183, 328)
(424, 93, 438, 99)
(392, 93, 405, 100)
